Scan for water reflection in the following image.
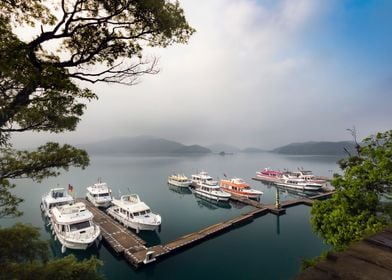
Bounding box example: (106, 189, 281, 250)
(167, 184, 192, 196)
(229, 200, 247, 210)
(276, 215, 280, 235)
(194, 194, 231, 210)
(138, 230, 162, 247)
(275, 185, 320, 198)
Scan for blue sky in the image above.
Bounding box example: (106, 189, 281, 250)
(13, 0, 392, 149)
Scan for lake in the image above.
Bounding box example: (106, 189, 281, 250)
(3, 152, 341, 279)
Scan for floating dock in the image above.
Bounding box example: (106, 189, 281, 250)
(77, 189, 335, 268)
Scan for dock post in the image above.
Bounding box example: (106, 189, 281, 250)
(275, 188, 281, 209)
(143, 251, 156, 264)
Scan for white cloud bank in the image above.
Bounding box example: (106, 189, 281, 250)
(13, 0, 392, 149)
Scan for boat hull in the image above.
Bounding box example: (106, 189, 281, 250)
(56, 235, 97, 250)
(220, 188, 262, 199)
(52, 227, 101, 251)
(255, 174, 281, 183)
(107, 208, 161, 231)
(86, 195, 111, 208)
(193, 189, 230, 202)
(167, 179, 191, 188)
(275, 182, 321, 191)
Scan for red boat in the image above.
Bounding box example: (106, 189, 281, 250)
(255, 168, 282, 182)
(220, 178, 263, 199)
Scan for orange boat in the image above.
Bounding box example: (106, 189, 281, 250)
(219, 178, 263, 199)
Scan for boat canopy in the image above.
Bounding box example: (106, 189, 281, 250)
(51, 202, 93, 224)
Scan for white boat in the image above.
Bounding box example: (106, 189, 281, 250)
(275, 174, 323, 191)
(40, 187, 74, 218)
(107, 194, 161, 232)
(290, 170, 327, 184)
(86, 182, 112, 208)
(194, 180, 232, 202)
(220, 178, 263, 199)
(191, 172, 231, 201)
(50, 202, 101, 253)
(168, 174, 191, 187)
(191, 171, 215, 187)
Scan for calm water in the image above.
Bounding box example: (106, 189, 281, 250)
(2, 152, 340, 279)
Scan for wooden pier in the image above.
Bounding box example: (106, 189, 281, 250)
(78, 190, 335, 268)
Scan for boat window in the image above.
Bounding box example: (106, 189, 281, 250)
(99, 193, 109, 197)
(52, 191, 64, 198)
(69, 221, 91, 231)
(146, 209, 150, 214)
(61, 225, 65, 232)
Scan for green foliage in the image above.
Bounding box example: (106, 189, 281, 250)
(0, 1, 193, 278)
(0, 143, 89, 217)
(0, 224, 103, 280)
(0, 142, 89, 181)
(311, 130, 392, 249)
(0, 0, 193, 216)
(0, 223, 48, 264)
(0, 179, 23, 218)
(300, 251, 328, 271)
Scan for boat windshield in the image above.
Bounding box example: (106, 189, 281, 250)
(69, 221, 91, 231)
(49, 201, 72, 209)
(98, 193, 110, 197)
(52, 191, 65, 198)
(133, 209, 151, 216)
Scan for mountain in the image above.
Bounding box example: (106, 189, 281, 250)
(207, 143, 241, 153)
(272, 141, 356, 155)
(173, 145, 211, 153)
(241, 147, 265, 153)
(81, 136, 212, 154)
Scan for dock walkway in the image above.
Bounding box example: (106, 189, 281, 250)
(78, 190, 335, 268)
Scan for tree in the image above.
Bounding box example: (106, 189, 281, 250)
(0, 0, 194, 216)
(0, 223, 103, 280)
(0, 0, 194, 278)
(311, 130, 392, 249)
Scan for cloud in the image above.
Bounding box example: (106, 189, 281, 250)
(12, 0, 392, 149)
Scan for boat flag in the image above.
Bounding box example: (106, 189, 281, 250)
(68, 184, 74, 193)
(223, 173, 227, 178)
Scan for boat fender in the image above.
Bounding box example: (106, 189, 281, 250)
(54, 235, 57, 241)
(61, 245, 66, 254)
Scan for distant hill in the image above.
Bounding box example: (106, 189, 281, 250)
(81, 136, 212, 155)
(173, 145, 211, 153)
(272, 141, 356, 155)
(241, 147, 265, 153)
(207, 143, 241, 153)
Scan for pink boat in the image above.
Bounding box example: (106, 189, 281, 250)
(255, 168, 283, 182)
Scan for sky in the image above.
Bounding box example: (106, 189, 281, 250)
(12, 0, 392, 149)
